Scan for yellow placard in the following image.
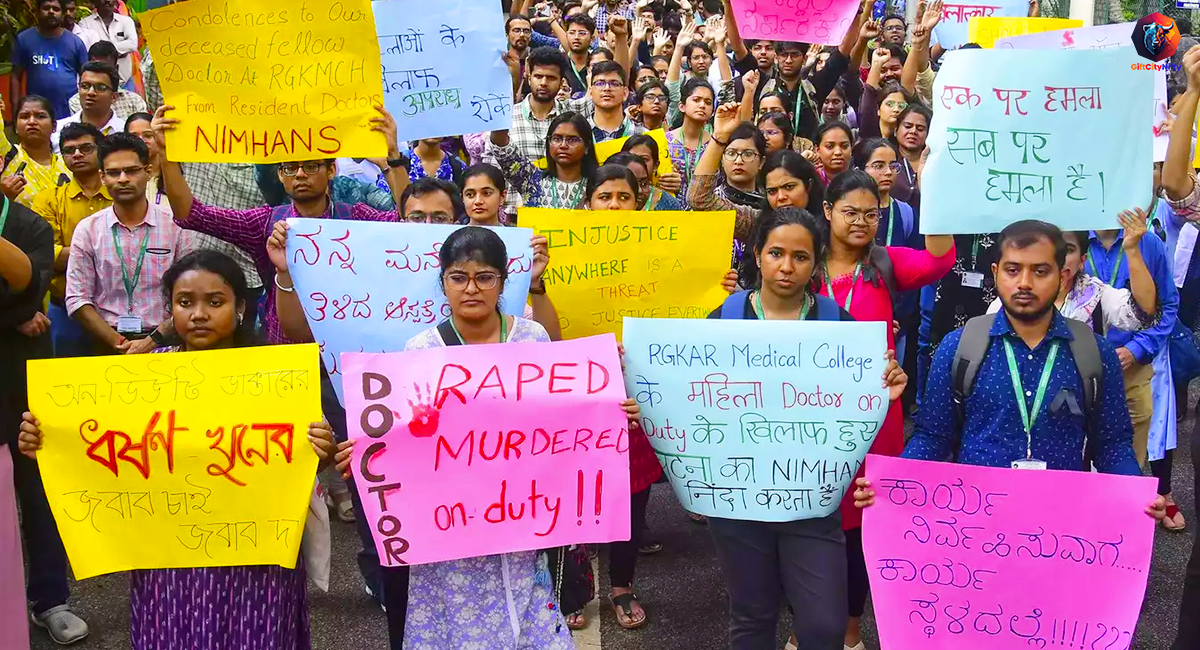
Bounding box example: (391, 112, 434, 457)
(27, 345, 323, 579)
(517, 208, 735, 339)
(536, 128, 675, 174)
(967, 17, 1082, 48)
(141, 0, 386, 163)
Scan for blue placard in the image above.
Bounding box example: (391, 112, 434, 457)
(373, 0, 513, 141)
(286, 220, 533, 402)
(921, 47, 1153, 235)
(932, 0, 1028, 48)
(621, 317, 889, 522)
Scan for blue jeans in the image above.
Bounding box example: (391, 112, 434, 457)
(48, 303, 91, 358)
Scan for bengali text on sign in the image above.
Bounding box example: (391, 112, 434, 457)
(286, 219, 534, 403)
(344, 335, 632, 566)
(728, 0, 859, 46)
(621, 318, 889, 521)
(921, 48, 1152, 234)
(517, 208, 734, 340)
(863, 455, 1156, 650)
(142, 0, 385, 163)
(26, 345, 322, 579)
(375, 0, 513, 140)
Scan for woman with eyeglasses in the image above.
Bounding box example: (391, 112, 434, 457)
(633, 80, 670, 134)
(803, 121, 853, 184)
(620, 133, 684, 199)
(0, 95, 68, 207)
(488, 112, 598, 211)
(756, 112, 794, 155)
(333, 226, 640, 648)
(860, 77, 913, 141)
(853, 138, 917, 248)
(819, 170, 954, 650)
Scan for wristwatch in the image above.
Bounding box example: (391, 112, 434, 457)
(529, 280, 547, 295)
(149, 328, 166, 345)
(387, 154, 411, 172)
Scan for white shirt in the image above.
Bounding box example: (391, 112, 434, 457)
(335, 158, 384, 185)
(52, 110, 126, 151)
(71, 24, 99, 50)
(76, 12, 138, 84)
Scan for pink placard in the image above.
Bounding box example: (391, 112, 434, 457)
(343, 334, 632, 566)
(729, 0, 859, 45)
(863, 455, 1156, 650)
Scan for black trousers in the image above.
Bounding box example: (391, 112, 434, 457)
(608, 487, 651, 588)
(708, 514, 847, 650)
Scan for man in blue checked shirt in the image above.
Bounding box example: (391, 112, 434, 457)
(853, 220, 1167, 521)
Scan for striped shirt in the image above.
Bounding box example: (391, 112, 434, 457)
(65, 200, 192, 328)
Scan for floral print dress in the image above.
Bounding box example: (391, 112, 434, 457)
(402, 318, 573, 650)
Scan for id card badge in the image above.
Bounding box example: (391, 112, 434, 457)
(961, 272, 985, 288)
(1011, 457, 1048, 470)
(116, 315, 143, 333)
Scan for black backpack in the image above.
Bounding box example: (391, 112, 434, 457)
(951, 314, 1103, 433)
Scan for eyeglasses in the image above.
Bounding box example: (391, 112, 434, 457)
(550, 134, 583, 146)
(592, 79, 625, 89)
(102, 165, 146, 179)
(779, 51, 805, 60)
(408, 212, 456, 224)
(838, 208, 881, 225)
(758, 107, 784, 117)
(61, 143, 97, 156)
(643, 93, 667, 104)
(867, 161, 903, 173)
(723, 149, 760, 163)
(280, 162, 327, 176)
(509, 27, 532, 34)
(445, 271, 500, 290)
(760, 128, 782, 138)
(79, 82, 112, 93)
(884, 100, 909, 111)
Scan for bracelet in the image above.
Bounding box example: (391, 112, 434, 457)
(529, 281, 547, 295)
(711, 135, 729, 147)
(274, 274, 296, 293)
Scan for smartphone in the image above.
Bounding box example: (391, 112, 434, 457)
(14, 162, 27, 178)
(871, 0, 887, 22)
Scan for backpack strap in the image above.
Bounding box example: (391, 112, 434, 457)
(1091, 300, 1105, 336)
(2, 146, 18, 173)
(720, 290, 751, 319)
(868, 245, 899, 311)
(1063, 318, 1102, 414)
(952, 315, 997, 418)
(437, 319, 464, 346)
(811, 294, 841, 321)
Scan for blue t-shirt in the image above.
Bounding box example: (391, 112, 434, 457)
(12, 28, 88, 120)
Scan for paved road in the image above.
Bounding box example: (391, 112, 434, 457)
(28, 404, 1198, 650)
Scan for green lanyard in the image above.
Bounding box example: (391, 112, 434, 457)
(971, 235, 981, 268)
(1002, 338, 1060, 458)
(0, 197, 9, 236)
(112, 225, 151, 314)
(753, 291, 810, 320)
(642, 187, 658, 211)
(879, 201, 894, 246)
(1087, 248, 1123, 286)
(675, 126, 711, 186)
(823, 262, 861, 312)
(449, 313, 509, 344)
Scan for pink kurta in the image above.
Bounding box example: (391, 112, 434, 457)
(1, 447, 30, 650)
(819, 245, 956, 529)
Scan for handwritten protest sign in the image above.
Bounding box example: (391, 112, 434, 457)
(286, 219, 534, 403)
(142, 0, 385, 163)
(536, 128, 674, 173)
(27, 345, 322, 579)
(967, 17, 1081, 48)
(728, 0, 859, 45)
(343, 335, 631, 565)
(622, 318, 889, 521)
(518, 209, 733, 340)
(921, 48, 1152, 235)
(375, 0, 512, 141)
(863, 455, 1156, 650)
(932, 0, 1026, 49)
(995, 23, 1169, 162)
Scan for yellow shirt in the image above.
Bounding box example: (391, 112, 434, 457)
(0, 131, 70, 208)
(31, 176, 113, 299)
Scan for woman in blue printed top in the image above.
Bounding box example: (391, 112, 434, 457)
(707, 206, 908, 650)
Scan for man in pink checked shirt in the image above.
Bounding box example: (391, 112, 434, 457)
(65, 132, 191, 354)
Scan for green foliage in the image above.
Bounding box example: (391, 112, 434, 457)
(0, 0, 91, 61)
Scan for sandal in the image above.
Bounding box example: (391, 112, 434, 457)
(610, 592, 647, 629)
(1163, 503, 1188, 532)
(687, 512, 708, 524)
(638, 541, 663, 555)
(565, 610, 587, 630)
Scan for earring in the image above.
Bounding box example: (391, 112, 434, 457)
(237, 313, 244, 325)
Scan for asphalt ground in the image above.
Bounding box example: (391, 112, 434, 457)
(26, 401, 1198, 650)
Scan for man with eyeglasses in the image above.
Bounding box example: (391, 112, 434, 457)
(590, 61, 646, 142)
(52, 61, 125, 151)
(75, 0, 138, 91)
(65, 132, 191, 355)
(30, 122, 110, 356)
(67, 41, 147, 118)
(400, 177, 467, 224)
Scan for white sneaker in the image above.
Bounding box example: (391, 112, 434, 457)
(845, 643, 866, 650)
(32, 605, 89, 645)
(784, 636, 798, 650)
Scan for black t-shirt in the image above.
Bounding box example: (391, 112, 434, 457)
(0, 197, 54, 411)
(707, 292, 855, 321)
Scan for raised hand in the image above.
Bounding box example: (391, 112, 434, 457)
(713, 102, 741, 140)
(654, 27, 670, 50)
(150, 104, 178, 154)
(921, 0, 944, 31)
(267, 219, 290, 274)
(609, 15, 630, 41)
(369, 104, 400, 157)
(1119, 207, 1149, 250)
(871, 47, 891, 68)
(677, 19, 698, 49)
(741, 69, 760, 92)
(706, 16, 727, 45)
(860, 18, 881, 41)
(1186, 45, 1200, 93)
